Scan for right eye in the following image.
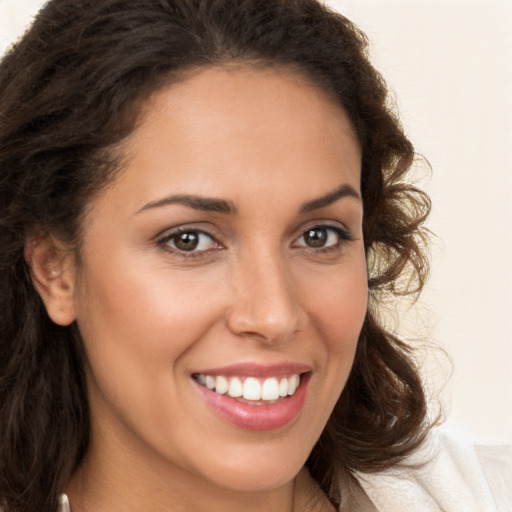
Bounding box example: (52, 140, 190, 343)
(158, 229, 222, 256)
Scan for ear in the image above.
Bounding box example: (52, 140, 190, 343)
(24, 234, 77, 326)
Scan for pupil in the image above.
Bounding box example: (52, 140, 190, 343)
(305, 228, 327, 247)
(175, 232, 199, 251)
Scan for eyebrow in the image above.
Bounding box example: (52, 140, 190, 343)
(299, 183, 361, 213)
(136, 194, 238, 215)
(136, 183, 360, 216)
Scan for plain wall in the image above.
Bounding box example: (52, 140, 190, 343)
(1, 0, 511, 444)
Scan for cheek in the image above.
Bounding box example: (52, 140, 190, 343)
(305, 253, 368, 353)
(75, 255, 221, 357)
(72, 253, 226, 415)
(73, 256, 231, 457)
(293, 251, 368, 441)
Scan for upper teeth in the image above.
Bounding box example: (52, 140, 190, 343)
(195, 374, 301, 401)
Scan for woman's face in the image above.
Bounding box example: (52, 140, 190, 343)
(71, 67, 367, 493)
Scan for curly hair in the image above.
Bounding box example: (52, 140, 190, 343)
(0, 1, 432, 510)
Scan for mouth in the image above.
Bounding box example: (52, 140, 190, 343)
(191, 365, 311, 431)
(192, 373, 301, 404)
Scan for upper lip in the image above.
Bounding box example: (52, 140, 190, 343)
(192, 362, 312, 377)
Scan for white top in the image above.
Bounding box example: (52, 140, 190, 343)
(58, 427, 511, 512)
(355, 427, 511, 512)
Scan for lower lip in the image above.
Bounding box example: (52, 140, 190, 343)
(194, 374, 310, 431)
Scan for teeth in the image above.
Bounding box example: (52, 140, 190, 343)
(261, 377, 279, 400)
(288, 374, 300, 395)
(215, 376, 229, 395)
(243, 377, 261, 400)
(228, 377, 243, 398)
(195, 373, 301, 401)
(279, 377, 289, 397)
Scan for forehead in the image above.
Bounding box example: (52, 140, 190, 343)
(92, 66, 362, 218)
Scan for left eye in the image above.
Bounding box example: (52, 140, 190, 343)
(295, 226, 346, 249)
(162, 230, 218, 252)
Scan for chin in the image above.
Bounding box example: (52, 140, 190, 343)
(187, 442, 309, 493)
(210, 463, 300, 493)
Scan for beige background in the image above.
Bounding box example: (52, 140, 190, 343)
(1, 0, 511, 444)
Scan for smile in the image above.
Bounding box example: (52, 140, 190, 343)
(193, 374, 301, 402)
(192, 364, 311, 431)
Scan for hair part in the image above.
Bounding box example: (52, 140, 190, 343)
(0, 1, 432, 510)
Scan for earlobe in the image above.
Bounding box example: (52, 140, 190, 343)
(24, 235, 77, 326)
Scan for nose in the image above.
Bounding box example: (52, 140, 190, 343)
(226, 250, 302, 345)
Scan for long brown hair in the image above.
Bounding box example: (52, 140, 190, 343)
(0, 1, 431, 510)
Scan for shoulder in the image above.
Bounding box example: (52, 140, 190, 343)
(474, 443, 512, 512)
(353, 425, 511, 512)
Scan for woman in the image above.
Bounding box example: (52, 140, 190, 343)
(0, 1, 505, 511)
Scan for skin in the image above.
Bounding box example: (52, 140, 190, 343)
(31, 66, 368, 511)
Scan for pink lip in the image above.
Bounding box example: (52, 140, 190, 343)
(192, 362, 312, 378)
(193, 371, 311, 431)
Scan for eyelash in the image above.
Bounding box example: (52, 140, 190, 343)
(293, 224, 354, 255)
(157, 224, 354, 260)
(157, 227, 222, 261)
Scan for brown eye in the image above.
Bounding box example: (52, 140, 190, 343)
(294, 225, 352, 250)
(161, 230, 219, 253)
(174, 232, 200, 251)
(303, 228, 329, 248)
